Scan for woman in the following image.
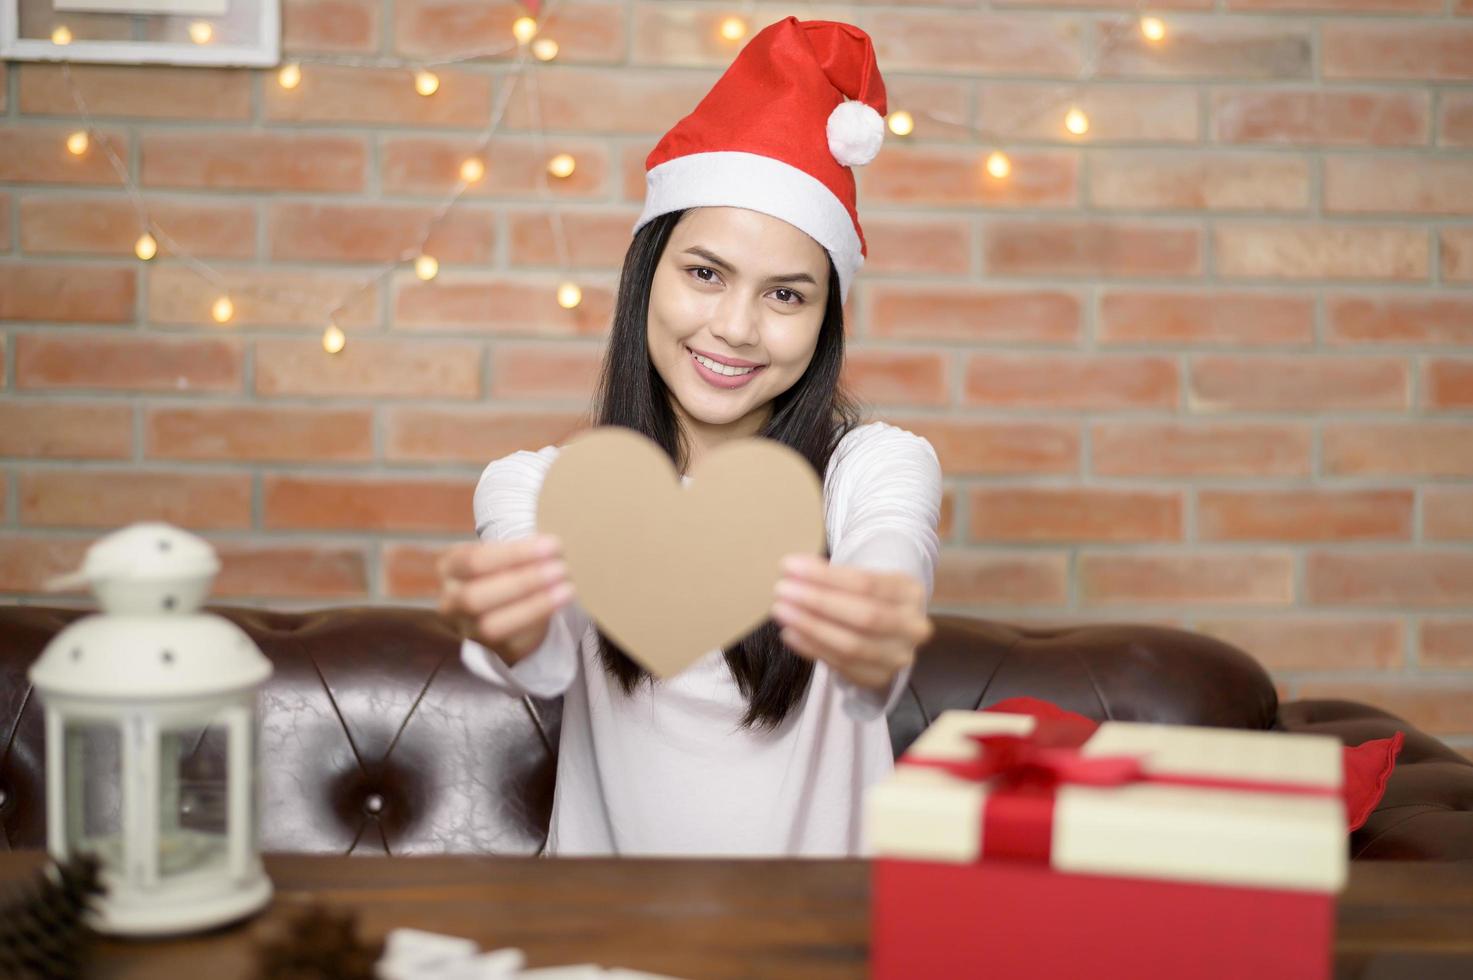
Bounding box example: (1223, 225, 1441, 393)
(436, 17, 942, 857)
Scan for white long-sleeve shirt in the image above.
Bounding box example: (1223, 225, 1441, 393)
(459, 420, 942, 857)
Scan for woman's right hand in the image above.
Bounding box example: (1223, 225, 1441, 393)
(436, 534, 574, 665)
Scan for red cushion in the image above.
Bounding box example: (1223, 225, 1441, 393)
(979, 697, 1402, 834)
(1341, 731, 1404, 831)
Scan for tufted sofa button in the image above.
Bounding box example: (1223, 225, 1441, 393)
(363, 793, 385, 815)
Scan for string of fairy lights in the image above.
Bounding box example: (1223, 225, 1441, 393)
(42, 1, 1169, 356)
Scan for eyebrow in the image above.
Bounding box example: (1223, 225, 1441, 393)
(680, 247, 818, 286)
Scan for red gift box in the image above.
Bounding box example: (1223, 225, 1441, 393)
(866, 708, 1348, 980)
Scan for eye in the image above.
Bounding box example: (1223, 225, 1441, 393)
(686, 267, 804, 306)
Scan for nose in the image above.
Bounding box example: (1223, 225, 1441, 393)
(707, 291, 761, 351)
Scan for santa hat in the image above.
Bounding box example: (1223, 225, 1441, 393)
(632, 16, 888, 306)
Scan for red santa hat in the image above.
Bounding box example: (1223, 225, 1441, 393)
(632, 16, 888, 306)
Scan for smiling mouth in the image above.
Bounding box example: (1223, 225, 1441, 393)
(687, 346, 765, 377)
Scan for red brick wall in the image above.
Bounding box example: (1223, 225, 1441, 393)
(3, 1, 1471, 749)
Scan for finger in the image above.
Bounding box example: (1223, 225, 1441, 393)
(438, 549, 557, 616)
(774, 578, 914, 639)
(772, 599, 871, 662)
(474, 579, 575, 644)
(437, 542, 475, 584)
(779, 626, 893, 689)
(440, 535, 561, 582)
(781, 556, 923, 606)
(450, 558, 568, 619)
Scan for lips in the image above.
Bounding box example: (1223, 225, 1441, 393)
(687, 346, 765, 389)
(687, 346, 764, 369)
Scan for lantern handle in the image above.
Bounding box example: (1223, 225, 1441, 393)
(43, 569, 90, 592)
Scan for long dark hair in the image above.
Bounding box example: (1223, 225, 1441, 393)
(585, 208, 863, 730)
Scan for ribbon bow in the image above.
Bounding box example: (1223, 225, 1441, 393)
(943, 725, 1148, 789)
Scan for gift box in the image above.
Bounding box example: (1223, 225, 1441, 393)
(865, 707, 1348, 980)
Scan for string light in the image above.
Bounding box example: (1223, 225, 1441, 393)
(1141, 16, 1166, 42)
(719, 17, 747, 42)
(43, 0, 1160, 352)
(50, 26, 72, 45)
(414, 255, 440, 281)
(897, 3, 1156, 187)
(134, 233, 158, 261)
(512, 16, 539, 44)
(187, 21, 213, 45)
(322, 323, 347, 354)
(531, 38, 558, 61)
(547, 153, 575, 178)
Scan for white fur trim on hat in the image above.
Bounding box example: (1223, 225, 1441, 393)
(827, 100, 885, 168)
(633, 151, 865, 306)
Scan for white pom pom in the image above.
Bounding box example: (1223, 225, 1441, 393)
(827, 99, 885, 168)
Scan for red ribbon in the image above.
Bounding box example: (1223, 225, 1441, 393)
(903, 717, 1339, 864)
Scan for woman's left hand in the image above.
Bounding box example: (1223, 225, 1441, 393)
(771, 553, 934, 693)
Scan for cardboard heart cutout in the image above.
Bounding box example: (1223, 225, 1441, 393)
(535, 426, 826, 678)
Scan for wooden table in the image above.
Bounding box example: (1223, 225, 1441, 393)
(3, 852, 1472, 979)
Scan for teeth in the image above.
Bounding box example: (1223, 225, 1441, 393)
(692, 351, 757, 377)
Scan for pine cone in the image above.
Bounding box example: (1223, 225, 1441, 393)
(253, 903, 384, 980)
(0, 852, 106, 980)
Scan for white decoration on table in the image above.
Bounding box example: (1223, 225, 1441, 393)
(373, 928, 692, 980)
(30, 522, 274, 936)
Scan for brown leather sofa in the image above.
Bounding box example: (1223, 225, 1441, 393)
(2, 605, 1470, 860)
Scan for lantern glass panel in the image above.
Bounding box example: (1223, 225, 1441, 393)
(63, 721, 123, 867)
(158, 723, 229, 878)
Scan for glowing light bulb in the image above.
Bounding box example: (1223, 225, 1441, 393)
(887, 110, 914, 137)
(323, 323, 346, 354)
(547, 153, 575, 179)
(460, 157, 486, 183)
(211, 296, 234, 323)
(66, 131, 89, 156)
(1141, 17, 1166, 43)
(985, 151, 1011, 179)
(134, 233, 158, 261)
(719, 17, 747, 42)
(415, 255, 440, 281)
(278, 62, 302, 89)
(1065, 107, 1090, 136)
(188, 21, 213, 44)
(414, 70, 440, 96)
(531, 37, 558, 61)
(512, 16, 538, 44)
(556, 282, 582, 310)
(51, 25, 73, 45)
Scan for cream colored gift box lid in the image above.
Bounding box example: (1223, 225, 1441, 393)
(865, 709, 1348, 893)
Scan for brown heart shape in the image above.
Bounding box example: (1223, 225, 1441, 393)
(535, 426, 826, 678)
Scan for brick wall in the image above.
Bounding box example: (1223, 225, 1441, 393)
(2, 1, 1471, 751)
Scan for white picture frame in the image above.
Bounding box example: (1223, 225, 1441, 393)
(1, 0, 278, 67)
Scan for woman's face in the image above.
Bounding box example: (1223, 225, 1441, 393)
(647, 207, 830, 437)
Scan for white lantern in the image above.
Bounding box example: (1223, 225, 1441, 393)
(30, 522, 273, 935)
